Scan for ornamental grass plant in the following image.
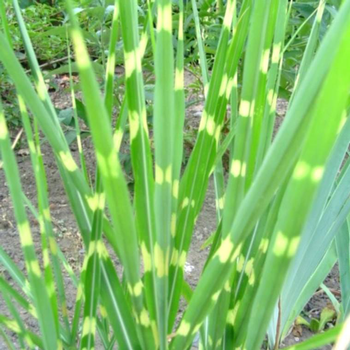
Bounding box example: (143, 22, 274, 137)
(0, 0, 350, 349)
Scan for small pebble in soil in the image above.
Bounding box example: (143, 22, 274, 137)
(184, 262, 195, 274)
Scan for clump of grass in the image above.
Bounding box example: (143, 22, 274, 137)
(0, 0, 350, 349)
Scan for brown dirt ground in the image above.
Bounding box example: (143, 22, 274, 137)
(0, 74, 340, 349)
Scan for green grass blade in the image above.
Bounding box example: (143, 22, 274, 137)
(243, 0, 280, 188)
(167, 0, 186, 334)
(66, 30, 89, 183)
(173, 0, 186, 224)
(104, 1, 119, 119)
(112, 96, 128, 150)
(321, 282, 341, 315)
(145, 0, 156, 56)
(172, 0, 185, 217)
(255, 0, 289, 166)
(80, 192, 104, 350)
(100, 257, 141, 350)
(213, 161, 225, 222)
(0, 315, 44, 349)
(190, 0, 209, 91)
(213, 120, 237, 169)
(0, 1, 12, 46)
(1, 289, 28, 349)
(0, 246, 31, 298)
(336, 218, 350, 319)
(292, 0, 327, 97)
(0, 277, 33, 315)
(0, 315, 43, 349)
(153, 0, 176, 345)
(96, 316, 109, 349)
